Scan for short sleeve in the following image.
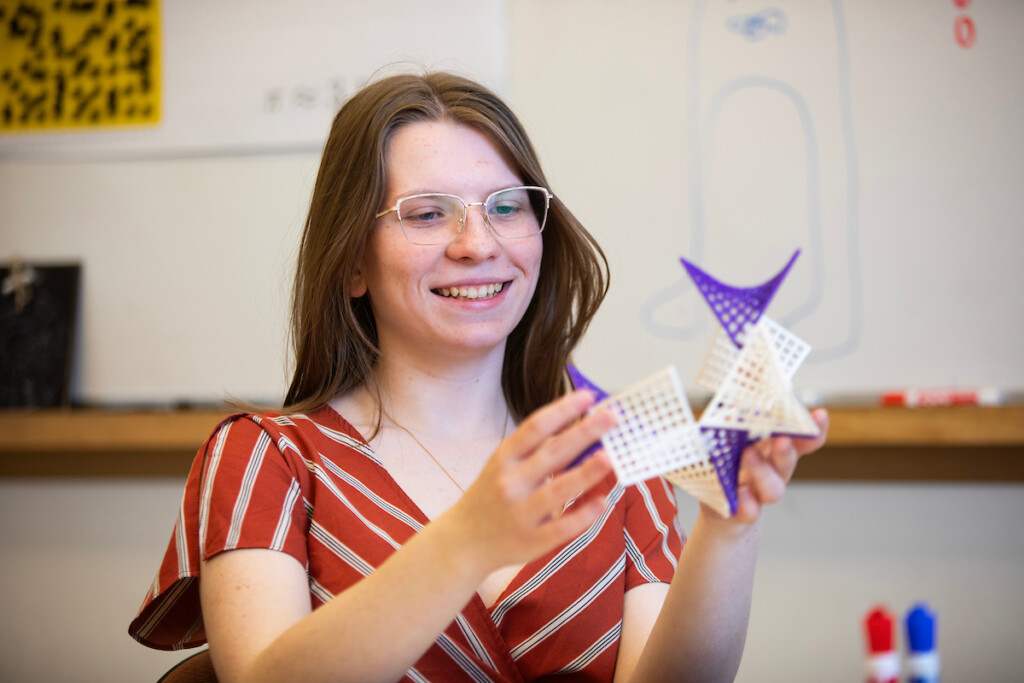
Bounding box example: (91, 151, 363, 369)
(623, 476, 684, 591)
(129, 414, 310, 650)
(199, 416, 309, 566)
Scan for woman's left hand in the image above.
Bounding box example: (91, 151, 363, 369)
(728, 408, 830, 525)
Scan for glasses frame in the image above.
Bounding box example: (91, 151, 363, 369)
(374, 185, 553, 246)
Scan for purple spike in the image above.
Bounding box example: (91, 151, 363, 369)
(681, 250, 801, 349)
(700, 427, 753, 515)
(566, 364, 608, 468)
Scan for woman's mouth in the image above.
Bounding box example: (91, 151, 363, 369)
(433, 282, 506, 301)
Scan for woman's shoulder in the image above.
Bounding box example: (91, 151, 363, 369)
(205, 404, 372, 458)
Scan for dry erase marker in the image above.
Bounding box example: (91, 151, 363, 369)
(864, 606, 899, 683)
(905, 603, 939, 683)
(880, 388, 1001, 407)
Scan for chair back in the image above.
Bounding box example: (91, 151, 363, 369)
(157, 649, 217, 683)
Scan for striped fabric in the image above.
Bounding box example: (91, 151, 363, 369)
(129, 407, 683, 681)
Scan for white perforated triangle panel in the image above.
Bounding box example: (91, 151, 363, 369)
(758, 316, 811, 380)
(596, 366, 707, 485)
(664, 459, 732, 518)
(696, 326, 740, 392)
(699, 323, 819, 440)
(696, 316, 810, 393)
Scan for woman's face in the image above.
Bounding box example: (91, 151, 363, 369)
(353, 120, 544, 364)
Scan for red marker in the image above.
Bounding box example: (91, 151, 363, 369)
(881, 387, 1000, 407)
(864, 606, 899, 683)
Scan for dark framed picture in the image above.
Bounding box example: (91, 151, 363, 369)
(0, 262, 81, 408)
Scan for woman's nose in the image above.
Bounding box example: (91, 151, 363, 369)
(447, 205, 501, 259)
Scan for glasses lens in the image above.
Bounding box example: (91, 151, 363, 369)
(397, 194, 465, 245)
(485, 187, 548, 238)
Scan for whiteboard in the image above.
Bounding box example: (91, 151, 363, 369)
(508, 0, 1024, 400)
(0, 0, 508, 158)
(2, 0, 1022, 405)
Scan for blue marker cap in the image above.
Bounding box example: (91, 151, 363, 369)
(905, 603, 936, 653)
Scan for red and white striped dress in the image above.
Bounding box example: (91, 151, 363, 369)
(130, 407, 683, 681)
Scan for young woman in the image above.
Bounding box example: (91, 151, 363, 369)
(130, 71, 828, 682)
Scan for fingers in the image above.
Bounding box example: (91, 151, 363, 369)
(504, 390, 598, 458)
(527, 449, 612, 518)
(519, 406, 616, 484)
(530, 461, 613, 546)
(730, 484, 761, 525)
(743, 442, 787, 505)
(762, 408, 830, 480)
(736, 413, 830, 520)
(468, 450, 612, 565)
(793, 408, 830, 456)
(766, 436, 798, 482)
(539, 494, 609, 546)
(496, 388, 614, 487)
(456, 392, 615, 565)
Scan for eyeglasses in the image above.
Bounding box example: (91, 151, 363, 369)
(374, 185, 552, 246)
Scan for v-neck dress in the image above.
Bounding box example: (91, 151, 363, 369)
(129, 407, 683, 681)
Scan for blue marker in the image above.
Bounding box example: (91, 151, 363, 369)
(905, 603, 939, 683)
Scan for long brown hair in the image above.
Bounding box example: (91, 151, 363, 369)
(284, 71, 608, 422)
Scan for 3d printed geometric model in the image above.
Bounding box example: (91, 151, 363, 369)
(570, 249, 820, 517)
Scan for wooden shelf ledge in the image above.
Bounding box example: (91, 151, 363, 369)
(1, 405, 1022, 480)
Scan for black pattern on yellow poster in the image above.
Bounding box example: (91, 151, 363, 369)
(0, 0, 160, 133)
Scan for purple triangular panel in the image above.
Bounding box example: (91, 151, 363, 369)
(567, 364, 609, 401)
(681, 250, 801, 348)
(701, 426, 752, 516)
(566, 364, 608, 468)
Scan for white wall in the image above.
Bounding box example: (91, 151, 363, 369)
(0, 479, 1021, 682)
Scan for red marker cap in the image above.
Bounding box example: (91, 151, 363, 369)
(864, 606, 899, 683)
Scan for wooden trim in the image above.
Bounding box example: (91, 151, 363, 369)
(819, 405, 1024, 446)
(795, 445, 1024, 482)
(0, 409, 228, 452)
(0, 409, 227, 478)
(0, 406, 1021, 480)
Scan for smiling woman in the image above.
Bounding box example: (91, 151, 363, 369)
(128, 70, 828, 683)
(350, 121, 545, 374)
(284, 73, 609, 426)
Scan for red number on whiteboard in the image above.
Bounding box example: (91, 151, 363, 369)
(954, 15, 976, 48)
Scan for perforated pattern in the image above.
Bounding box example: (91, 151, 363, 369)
(663, 459, 731, 517)
(680, 250, 799, 348)
(569, 250, 818, 518)
(596, 367, 706, 485)
(759, 317, 811, 380)
(699, 323, 818, 440)
(696, 326, 739, 392)
(664, 427, 751, 517)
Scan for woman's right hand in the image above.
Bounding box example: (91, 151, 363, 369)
(441, 390, 617, 575)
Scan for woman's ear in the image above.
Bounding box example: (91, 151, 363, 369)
(350, 269, 368, 298)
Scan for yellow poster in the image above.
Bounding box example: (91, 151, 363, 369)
(0, 0, 161, 134)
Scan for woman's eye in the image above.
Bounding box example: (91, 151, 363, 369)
(490, 202, 522, 218)
(404, 208, 447, 224)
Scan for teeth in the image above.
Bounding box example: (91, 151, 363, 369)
(437, 283, 504, 300)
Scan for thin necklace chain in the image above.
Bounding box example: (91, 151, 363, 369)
(381, 406, 510, 493)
